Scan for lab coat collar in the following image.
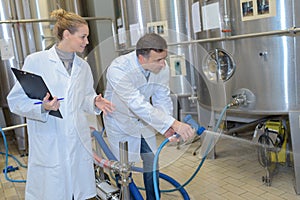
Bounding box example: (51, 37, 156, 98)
(48, 45, 83, 78)
(134, 52, 151, 81)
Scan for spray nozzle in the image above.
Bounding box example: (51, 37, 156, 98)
(183, 115, 206, 136)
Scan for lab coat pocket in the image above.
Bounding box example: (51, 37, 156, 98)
(29, 123, 60, 167)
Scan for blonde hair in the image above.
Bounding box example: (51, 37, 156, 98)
(50, 9, 87, 41)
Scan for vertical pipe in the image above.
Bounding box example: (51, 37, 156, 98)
(215, 48, 220, 82)
(119, 0, 131, 49)
(13, 0, 28, 59)
(222, 0, 231, 35)
(22, 0, 37, 53)
(185, 0, 196, 96)
(119, 141, 131, 200)
(10, 0, 24, 69)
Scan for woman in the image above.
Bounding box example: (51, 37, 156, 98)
(7, 9, 113, 200)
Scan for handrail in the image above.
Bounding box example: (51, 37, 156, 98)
(0, 17, 114, 24)
(168, 27, 300, 46)
(0, 16, 119, 58)
(2, 124, 27, 132)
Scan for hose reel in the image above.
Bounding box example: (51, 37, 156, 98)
(253, 119, 290, 186)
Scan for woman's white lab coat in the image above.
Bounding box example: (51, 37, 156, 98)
(103, 51, 175, 162)
(7, 46, 99, 200)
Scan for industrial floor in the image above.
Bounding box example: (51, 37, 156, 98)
(1, 130, 300, 200)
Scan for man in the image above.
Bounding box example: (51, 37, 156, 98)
(103, 33, 194, 199)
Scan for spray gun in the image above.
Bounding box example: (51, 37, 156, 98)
(167, 115, 206, 140)
(183, 114, 206, 136)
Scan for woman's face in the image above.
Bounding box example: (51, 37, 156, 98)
(62, 24, 89, 53)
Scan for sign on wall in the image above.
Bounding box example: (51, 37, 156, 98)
(240, 0, 276, 21)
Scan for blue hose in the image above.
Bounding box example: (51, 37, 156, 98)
(0, 127, 27, 183)
(153, 104, 230, 199)
(92, 130, 190, 199)
(129, 180, 144, 200)
(131, 165, 190, 199)
(159, 173, 189, 199)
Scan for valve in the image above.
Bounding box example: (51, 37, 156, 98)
(230, 93, 247, 107)
(230, 88, 256, 109)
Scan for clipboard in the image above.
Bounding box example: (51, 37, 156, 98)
(11, 68, 63, 118)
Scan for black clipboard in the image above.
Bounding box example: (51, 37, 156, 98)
(11, 68, 63, 118)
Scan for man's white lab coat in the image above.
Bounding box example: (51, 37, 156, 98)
(104, 51, 175, 162)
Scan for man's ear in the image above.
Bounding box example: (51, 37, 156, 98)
(138, 54, 145, 64)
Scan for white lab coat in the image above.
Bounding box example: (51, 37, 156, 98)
(7, 46, 99, 200)
(103, 51, 175, 162)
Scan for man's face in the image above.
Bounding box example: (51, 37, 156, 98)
(140, 50, 168, 74)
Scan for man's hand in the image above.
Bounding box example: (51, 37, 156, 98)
(164, 127, 175, 138)
(94, 94, 115, 115)
(164, 127, 180, 142)
(171, 120, 195, 141)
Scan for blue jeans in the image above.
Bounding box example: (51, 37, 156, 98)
(140, 137, 160, 200)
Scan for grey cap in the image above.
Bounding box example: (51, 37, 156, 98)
(136, 33, 167, 50)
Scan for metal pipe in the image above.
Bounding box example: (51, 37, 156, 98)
(222, 0, 231, 35)
(2, 124, 27, 132)
(116, 27, 300, 52)
(0, 16, 118, 52)
(0, 17, 114, 24)
(223, 118, 267, 135)
(5, 16, 297, 52)
(167, 27, 300, 46)
(119, 0, 131, 49)
(119, 141, 131, 200)
(95, 156, 119, 170)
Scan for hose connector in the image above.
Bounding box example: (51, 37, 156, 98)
(229, 93, 247, 108)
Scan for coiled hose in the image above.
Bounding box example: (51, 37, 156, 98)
(0, 127, 27, 183)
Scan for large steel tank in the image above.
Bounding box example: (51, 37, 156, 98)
(116, 0, 156, 50)
(0, 0, 29, 151)
(84, 0, 117, 94)
(196, 0, 298, 115)
(194, 0, 300, 194)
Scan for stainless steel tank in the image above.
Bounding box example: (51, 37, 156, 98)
(194, 0, 300, 194)
(116, 0, 156, 49)
(0, 0, 27, 151)
(84, 0, 117, 94)
(196, 0, 297, 115)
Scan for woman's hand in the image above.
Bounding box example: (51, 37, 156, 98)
(42, 93, 60, 111)
(94, 94, 115, 115)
